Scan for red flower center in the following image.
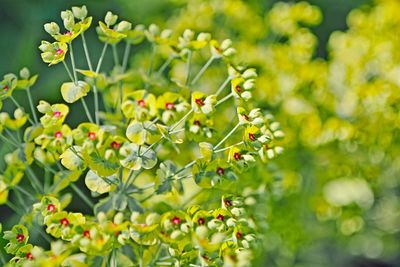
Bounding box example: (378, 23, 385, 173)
(26, 252, 33, 260)
(65, 31, 72, 36)
(235, 85, 242, 92)
(236, 231, 243, 239)
(138, 99, 146, 107)
(111, 141, 121, 150)
(248, 133, 256, 141)
(233, 152, 241, 161)
(54, 131, 63, 138)
(83, 230, 90, 238)
(47, 204, 56, 213)
(165, 102, 174, 110)
(60, 218, 70, 227)
(195, 98, 204, 106)
(242, 114, 249, 121)
(3, 85, 9, 91)
(216, 214, 224, 221)
(55, 48, 64, 55)
(216, 167, 225, 176)
(224, 199, 232, 207)
(171, 216, 181, 225)
(193, 120, 201, 126)
(53, 111, 61, 118)
(88, 131, 96, 140)
(198, 218, 205, 225)
(16, 233, 25, 243)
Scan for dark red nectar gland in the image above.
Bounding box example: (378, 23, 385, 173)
(16, 233, 25, 243)
(216, 214, 224, 221)
(88, 131, 96, 140)
(171, 216, 181, 225)
(198, 218, 205, 225)
(83, 230, 90, 238)
(60, 218, 70, 227)
(194, 120, 201, 126)
(3, 85, 9, 91)
(248, 133, 256, 141)
(54, 131, 63, 139)
(138, 99, 146, 107)
(236, 231, 243, 239)
(195, 98, 205, 106)
(165, 102, 174, 110)
(53, 111, 61, 118)
(224, 199, 232, 207)
(55, 48, 64, 55)
(47, 204, 56, 213)
(26, 253, 33, 260)
(216, 167, 225, 176)
(111, 141, 121, 150)
(235, 85, 242, 92)
(233, 152, 241, 161)
(65, 31, 72, 36)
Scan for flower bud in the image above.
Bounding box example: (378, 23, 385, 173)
(63, 17, 75, 31)
(114, 212, 124, 224)
(170, 230, 183, 240)
(130, 211, 140, 223)
(183, 29, 194, 40)
(72, 6, 88, 20)
(105, 11, 118, 26)
(226, 218, 236, 227)
(14, 108, 25, 119)
(195, 226, 208, 239)
(160, 29, 172, 39)
(221, 39, 232, 50)
(197, 32, 211, 42)
(223, 47, 236, 57)
(19, 67, 30, 79)
(44, 22, 60, 35)
(61, 10, 74, 20)
(117, 21, 132, 32)
(146, 213, 160, 225)
(148, 24, 160, 35)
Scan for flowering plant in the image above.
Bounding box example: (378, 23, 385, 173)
(0, 6, 283, 266)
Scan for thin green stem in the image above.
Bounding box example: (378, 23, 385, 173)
(81, 33, 101, 124)
(81, 98, 94, 123)
(26, 87, 39, 124)
(216, 76, 232, 96)
(96, 43, 109, 73)
(14, 185, 35, 200)
(112, 44, 120, 66)
(148, 44, 156, 77)
(214, 141, 244, 153)
(0, 132, 18, 147)
(185, 50, 192, 86)
(62, 61, 75, 83)
(214, 122, 241, 150)
(69, 42, 78, 83)
(156, 55, 174, 76)
(71, 183, 94, 208)
(4, 129, 19, 145)
(190, 56, 215, 85)
(215, 92, 233, 107)
(26, 166, 43, 194)
(170, 109, 193, 132)
(122, 41, 131, 71)
(81, 32, 93, 70)
(10, 96, 35, 125)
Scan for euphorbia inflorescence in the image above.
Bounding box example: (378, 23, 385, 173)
(0, 5, 284, 266)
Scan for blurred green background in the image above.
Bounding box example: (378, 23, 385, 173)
(5, 1, 400, 267)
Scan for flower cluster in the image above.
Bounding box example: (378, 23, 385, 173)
(0, 5, 283, 266)
(1, 193, 259, 266)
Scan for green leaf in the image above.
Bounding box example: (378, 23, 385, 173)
(126, 121, 158, 145)
(60, 146, 86, 171)
(82, 151, 119, 177)
(120, 143, 157, 170)
(199, 142, 214, 162)
(61, 81, 90, 103)
(76, 69, 98, 78)
(85, 170, 116, 194)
